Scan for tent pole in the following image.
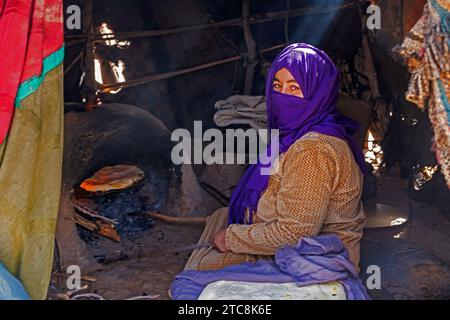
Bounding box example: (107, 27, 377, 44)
(242, 0, 258, 95)
(81, 0, 97, 107)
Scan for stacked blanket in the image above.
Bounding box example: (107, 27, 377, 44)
(213, 95, 268, 130)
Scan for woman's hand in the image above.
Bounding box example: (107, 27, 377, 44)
(213, 228, 228, 253)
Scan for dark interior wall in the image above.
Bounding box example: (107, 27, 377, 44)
(64, 0, 237, 131)
(369, 0, 426, 101)
(64, 0, 365, 130)
(63, 0, 83, 103)
(92, 0, 179, 130)
(63, 0, 371, 182)
(86, 0, 240, 132)
(142, 0, 238, 132)
(63, 0, 449, 217)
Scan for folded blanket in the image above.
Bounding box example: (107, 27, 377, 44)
(213, 95, 268, 130)
(171, 234, 370, 300)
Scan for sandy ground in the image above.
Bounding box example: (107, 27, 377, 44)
(48, 168, 450, 300)
(85, 223, 204, 300)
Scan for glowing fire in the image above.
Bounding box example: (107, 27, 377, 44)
(109, 60, 126, 94)
(364, 130, 384, 172)
(94, 58, 103, 84)
(99, 23, 130, 48)
(94, 23, 128, 95)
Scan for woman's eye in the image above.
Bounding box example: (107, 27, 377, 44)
(290, 86, 300, 92)
(273, 83, 281, 90)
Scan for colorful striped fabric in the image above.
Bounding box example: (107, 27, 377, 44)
(0, 0, 64, 300)
(0, 0, 64, 144)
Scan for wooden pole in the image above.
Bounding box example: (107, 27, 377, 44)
(361, 33, 380, 99)
(64, 51, 83, 76)
(242, 0, 258, 95)
(65, 1, 362, 43)
(99, 44, 285, 92)
(284, 0, 291, 44)
(81, 0, 97, 105)
(100, 55, 241, 91)
(357, 3, 381, 99)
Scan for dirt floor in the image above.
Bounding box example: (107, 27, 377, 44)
(47, 167, 450, 300)
(48, 221, 204, 300)
(373, 168, 450, 266)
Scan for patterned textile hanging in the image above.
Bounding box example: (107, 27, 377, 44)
(396, 0, 450, 188)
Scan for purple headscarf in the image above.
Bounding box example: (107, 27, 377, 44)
(228, 43, 366, 225)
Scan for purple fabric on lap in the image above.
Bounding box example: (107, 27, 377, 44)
(171, 234, 370, 300)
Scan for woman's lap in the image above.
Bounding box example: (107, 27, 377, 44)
(184, 207, 256, 271)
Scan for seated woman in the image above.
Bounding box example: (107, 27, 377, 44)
(185, 43, 366, 272)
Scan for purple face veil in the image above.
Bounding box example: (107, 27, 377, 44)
(228, 43, 366, 225)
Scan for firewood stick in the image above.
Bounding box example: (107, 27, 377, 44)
(129, 211, 207, 225)
(74, 212, 98, 231)
(73, 201, 119, 225)
(74, 212, 121, 242)
(243, 0, 258, 95)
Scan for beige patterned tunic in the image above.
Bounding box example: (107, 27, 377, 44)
(185, 132, 365, 271)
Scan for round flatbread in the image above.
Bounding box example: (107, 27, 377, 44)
(80, 165, 145, 192)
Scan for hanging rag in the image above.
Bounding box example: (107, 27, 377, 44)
(396, 0, 450, 188)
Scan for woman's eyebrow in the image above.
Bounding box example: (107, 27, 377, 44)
(272, 77, 281, 82)
(287, 79, 299, 84)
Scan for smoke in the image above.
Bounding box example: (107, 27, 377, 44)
(289, 0, 346, 46)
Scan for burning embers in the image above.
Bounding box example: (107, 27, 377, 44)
(72, 164, 167, 245)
